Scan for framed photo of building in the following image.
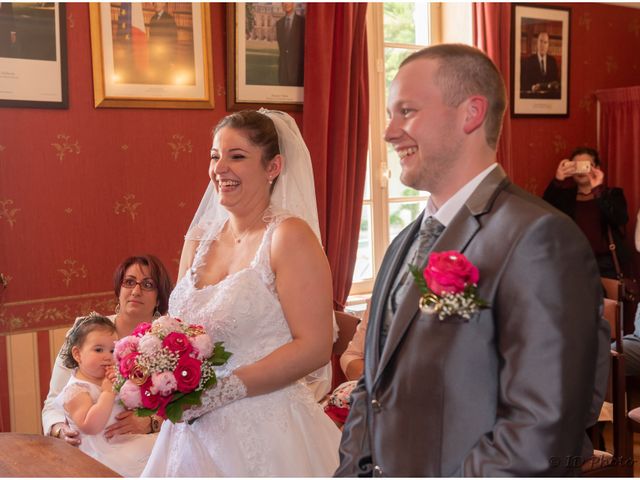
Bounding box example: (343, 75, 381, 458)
(0, 3, 68, 109)
(226, 3, 305, 111)
(511, 4, 570, 117)
(89, 3, 214, 109)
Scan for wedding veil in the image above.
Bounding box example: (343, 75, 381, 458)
(185, 108, 321, 244)
(184, 109, 334, 400)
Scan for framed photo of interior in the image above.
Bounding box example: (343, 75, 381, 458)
(89, 3, 214, 109)
(0, 3, 68, 109)
(511, 4, 570, 117)
(226, 3, 305, 111)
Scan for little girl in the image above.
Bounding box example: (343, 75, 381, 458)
(57, 313, 156, 477)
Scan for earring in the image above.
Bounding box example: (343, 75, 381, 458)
(153, 306, 161, 318)
(115, 303, 120, 314)
(268, 177, 273, 185)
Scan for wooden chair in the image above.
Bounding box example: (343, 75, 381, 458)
(602, 277, 622, 301)
(583, 294, 633, 476)
(330, 310, 360, 391)
(582, 350, 633, 476)
(333, 310, 360, 357)
(604, 298, 623, 352)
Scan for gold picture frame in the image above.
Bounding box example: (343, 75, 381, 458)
(89, 2, 214, 109)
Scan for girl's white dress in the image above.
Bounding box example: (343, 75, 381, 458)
(58, 375, 157, 477)
(142, 217, 341, 477)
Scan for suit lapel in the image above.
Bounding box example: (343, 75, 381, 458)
(365, 213, 423, 389)
(373, 166, 510, 386)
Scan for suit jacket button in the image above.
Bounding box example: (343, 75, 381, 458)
(373, 465, 383, 476)
(371, 399, 382, 411)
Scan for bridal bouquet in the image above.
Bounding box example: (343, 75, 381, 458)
(410, 250, 489, 321)
(113, 315, 232, 423)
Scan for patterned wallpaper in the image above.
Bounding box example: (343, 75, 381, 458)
(510, 3, 640, 200)
(0, 3, 303, 334)
(1, 3, 640, 334)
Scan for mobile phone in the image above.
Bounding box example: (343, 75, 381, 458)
(575, 161, 591, 174)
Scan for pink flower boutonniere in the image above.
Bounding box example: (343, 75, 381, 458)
(409, 250, 490, 321)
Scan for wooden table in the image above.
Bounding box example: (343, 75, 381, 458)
(0, 433, 120, 477)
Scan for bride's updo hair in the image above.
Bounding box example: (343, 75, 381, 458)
(213, 110, 280, 166)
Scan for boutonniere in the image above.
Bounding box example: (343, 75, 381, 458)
(409, 251, 490, 321)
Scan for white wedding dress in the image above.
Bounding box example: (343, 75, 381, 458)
(142, 216, 341, 477)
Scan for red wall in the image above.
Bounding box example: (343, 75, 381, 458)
(2, 3, 640, 334)
(509, 3, 640, 198)
(0, 3, 301, 333)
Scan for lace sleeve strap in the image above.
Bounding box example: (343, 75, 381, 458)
(183, 374, 247, 423)
(61, 382, 92, 408)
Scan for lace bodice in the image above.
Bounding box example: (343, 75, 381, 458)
(169, 215, 292, 376)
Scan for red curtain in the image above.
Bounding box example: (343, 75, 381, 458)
(473, 3, 513, 177)
(596, 86, 640, 238)
(303, 4, 369, 311)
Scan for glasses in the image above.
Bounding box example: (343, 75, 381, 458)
(121, 277, 156, 291)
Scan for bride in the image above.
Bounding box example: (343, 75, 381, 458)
(142, 109, 341, 476)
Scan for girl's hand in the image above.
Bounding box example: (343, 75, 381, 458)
(101, 373, 114, 394)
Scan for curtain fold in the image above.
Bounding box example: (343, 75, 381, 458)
(473, 3, 513, 177)
(595, 86, 640, 239)
(303, 3, 369, 311)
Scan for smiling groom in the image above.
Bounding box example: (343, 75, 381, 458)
(335, 44, 609, 476)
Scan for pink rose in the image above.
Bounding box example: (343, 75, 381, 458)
(138, 334, 162, 356)
(424, 251, 479, 296)
(114, 336, 139, 362)
(150, 371, 178, 396)
(162, 332, 193, 356)
(119, 352, 139, 378)
(174, 356, 202, 392)
(153, 315, 183, 333)
(119, 380, 143, 409)
(132, 322, 152, 337)
(189, 334, 214, 360)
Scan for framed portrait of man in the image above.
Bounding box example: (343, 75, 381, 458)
(227, 3, 305, 111)
(0, 3, 68, 108)
(511, 4, 570, 117)
(89, 2, 214, 109)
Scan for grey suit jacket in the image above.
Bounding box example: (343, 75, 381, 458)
(336, 166, 609, 476)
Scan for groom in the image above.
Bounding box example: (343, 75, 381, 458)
(336, 44, 609, 476)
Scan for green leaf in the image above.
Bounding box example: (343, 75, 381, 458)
(135, 408, 155, 418)
(165, 401, 184, 424)
(409, 264, 429, 296)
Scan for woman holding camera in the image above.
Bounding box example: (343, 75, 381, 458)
(543, 146, 629, 278)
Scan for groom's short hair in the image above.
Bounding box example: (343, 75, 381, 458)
(401, 44, 507, 150)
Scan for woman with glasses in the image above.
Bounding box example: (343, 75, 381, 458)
(41, 254, 173, 447)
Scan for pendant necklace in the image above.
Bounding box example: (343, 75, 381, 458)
(228, 211, 266, 244)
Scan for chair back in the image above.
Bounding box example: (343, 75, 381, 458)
(602, 277, 621, 301)
(603, 298, 623, 353)
(333, 310, 360, 357)
(582, 350, 633, 476)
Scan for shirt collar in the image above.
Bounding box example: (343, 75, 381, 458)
(424, 163, 498, 227)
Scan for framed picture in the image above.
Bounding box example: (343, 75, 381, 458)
(226, 3, 305, 111)
(0, 3, 68, 109)
(511, 4, 570, 117)
(89, 3, 214, 109)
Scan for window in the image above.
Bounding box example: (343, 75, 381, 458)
(350, 3, 472, 298)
